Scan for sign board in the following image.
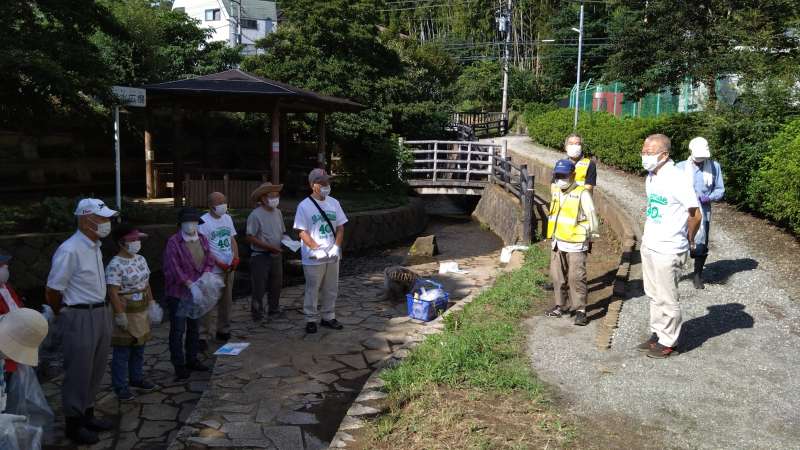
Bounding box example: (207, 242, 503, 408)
(112, 86, 146, 107)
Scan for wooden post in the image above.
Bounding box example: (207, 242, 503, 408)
(280, 111, 289, 183)
(504, 156, 512, 188)
(317, 112, 327, 168)
(466, 141, 472, 183)
(270, 104, 280, 184)
(144, 110, 155, 199)
(173, 108, 184, 207)
(520, 164, 534, 244)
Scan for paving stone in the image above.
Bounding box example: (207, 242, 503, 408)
(199, 419, 222, 430)
(138, 420, 176, 439)
(222, 413, 254, 422)
(189, 381, 209, 393)
(90, 437, 113, 450)
(262, 426, 304, 450)
(355, 390, 388, 402)
(362, 337, 390, 351)
(311, 373, 340, 384)
(303, 431, 329, 450)
(161, 386, 186, 394)
(220, 393, 255, 404)
(215, 403, 256, 414)
(363, 350, 390, 364)
(172, 391, 201, 404)
(340, 369, 371, 380)
(334, 354, 367, 370)
(179, 404, 194, 423)
(276, 410, 320, 425)
(338, 415, 366, 431)
(363, 377, 386, 390)
(348, 404, 382, 417)
(221, 421, 265, 440)
(284, 380, 328, 395)
(199, 427, 227, 438)
(255, 400, 280, 423)
(387, 316, 410, 324)
(333, 383, 355, 392)
(187, 436, 234, 447)
(260, 366, 300, 378)
(119, 407, 141, 432)
(115, 432, 138, 450)
(142, 404, 179, 421)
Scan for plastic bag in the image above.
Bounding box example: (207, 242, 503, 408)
(180, 273, 224, 319)
(5, 365, 54, 430)
(0, 414, 42, 450)
(148, 302, 163, 325)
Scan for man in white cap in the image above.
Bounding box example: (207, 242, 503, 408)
(294, 169, 348, 334)
(677, 137, 725, 289)
(45, 198, 117, 445)
(0, 308, 49, 413)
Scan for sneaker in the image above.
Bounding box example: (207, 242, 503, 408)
(130, 380, 157, 392)
(545, 306, 563, 318)
(216, 332, 231, 341)
(647, 342, 676, 359)
(186, 361, 210, 372)
(574, 310, 588, 326)
(84, 408, 113, 432)
(637, 333, 658, 352)
(320, 319, 344, 330)
(306, 322, 318, 334)
(174, 366, 191, 381)
(65, 417, 99, 445)
(116, 390, 136, 401)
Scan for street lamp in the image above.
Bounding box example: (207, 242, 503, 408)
(572, 3, 584, 130)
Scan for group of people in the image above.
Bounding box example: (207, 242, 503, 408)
(0, 168, 349, 445)
(545, 133, 724, 358)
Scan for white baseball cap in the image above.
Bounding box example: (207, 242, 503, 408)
(689, 137, 711, 158)
(74, 198, 119, 217)
(0, 308, 49, 366)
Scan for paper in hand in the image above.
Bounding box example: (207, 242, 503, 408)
(281, 235, 301, 252)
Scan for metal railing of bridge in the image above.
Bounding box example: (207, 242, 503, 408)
(403, 139, 537, 243)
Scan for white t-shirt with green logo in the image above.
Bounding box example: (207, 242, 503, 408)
(199, 212, 237, 273)
(642, 160, 700, 254)
(293, 196, 348, 266)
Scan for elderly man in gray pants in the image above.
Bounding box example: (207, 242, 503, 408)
(46, 199, 117, 445)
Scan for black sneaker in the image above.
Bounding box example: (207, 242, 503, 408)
(66, 417, 99, 445)
(574, 310, 588, 326)
(216, 332, 231, 341)
(647, 342, 676, 359)
(320, 319, 344, 330)
(637, 333, 659, 352)
(186, 361, 210, 372)
(84, 408, 113, 432)
(130, 380, 157, 392)
(116, 390, 136, 401)
(306, 322, 318, 334)
(545, 306, 563, 318)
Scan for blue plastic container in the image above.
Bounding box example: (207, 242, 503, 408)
(406, 279, 449, 322)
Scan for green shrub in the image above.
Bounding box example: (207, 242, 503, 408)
(747, 118, 800, 234)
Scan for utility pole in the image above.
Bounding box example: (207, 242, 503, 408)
(572, 1, 584, 130)
(237, 0, 242, 45)
(500, 0, 512, 132)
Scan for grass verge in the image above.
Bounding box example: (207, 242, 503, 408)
(362, 245, 577, 449)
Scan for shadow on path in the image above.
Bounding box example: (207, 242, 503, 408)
(692, 258, 759, 285)
(677, 303, 754, 353)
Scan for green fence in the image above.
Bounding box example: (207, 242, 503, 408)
(568, 79, 711, 118)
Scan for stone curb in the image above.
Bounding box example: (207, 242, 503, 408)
(328, 288, 485, 449)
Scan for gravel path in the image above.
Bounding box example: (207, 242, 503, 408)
(504, 135, 800, 449)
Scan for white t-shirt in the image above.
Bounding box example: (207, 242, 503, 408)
(293, 196, 348, 266)
(642, 160, 700, 254)
(199, 212, 237, 273)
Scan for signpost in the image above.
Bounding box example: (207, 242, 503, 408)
(111, 86, 146, 212)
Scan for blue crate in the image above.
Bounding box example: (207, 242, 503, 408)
(406, 279, 449, 322)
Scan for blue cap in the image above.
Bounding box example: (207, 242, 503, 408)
(553, 159, 576, 175)
(0, 250, 10, 265)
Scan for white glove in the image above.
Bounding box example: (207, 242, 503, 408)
(190, 284, 204, 302)
(114, 313, 128, 330)
(327, 244, 341, 259)
(311, 248, 328, 260)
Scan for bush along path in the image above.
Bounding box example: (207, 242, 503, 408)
(508, 135, 800, 449)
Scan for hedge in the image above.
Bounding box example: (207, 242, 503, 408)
(524, 106, 800, 235)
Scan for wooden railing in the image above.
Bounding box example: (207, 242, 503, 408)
(181, 168, 270, 208)
(449, 112, 508, 137)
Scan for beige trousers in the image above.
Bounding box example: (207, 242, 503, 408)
(201, 270, 235, 338)
(549, 248, 588, 311)
(303, 260, 340, 323)
(641, 245, 688, 347)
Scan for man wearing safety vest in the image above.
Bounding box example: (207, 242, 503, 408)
(545, 159, 600, 326)
(563, 133, 597, 192)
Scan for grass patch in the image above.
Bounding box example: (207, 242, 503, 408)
(363, 245, 577, 449)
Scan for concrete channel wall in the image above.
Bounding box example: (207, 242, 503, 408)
(472, 183, 524, 245)
(0, 198, 428, 301)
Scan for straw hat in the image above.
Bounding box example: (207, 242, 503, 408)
(251, 182, 283, 202)
(0, 308, 49, 366)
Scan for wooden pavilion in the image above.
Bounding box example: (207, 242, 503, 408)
(142, 69, 364, 206)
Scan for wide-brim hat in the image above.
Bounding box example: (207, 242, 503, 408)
(251, 182, 283, 202)
(0, 308, 48, 366)
(177, 207, 205, 224)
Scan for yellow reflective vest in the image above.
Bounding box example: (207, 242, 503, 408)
(547, 184, 590, 243)
(575, 157, 591, 186)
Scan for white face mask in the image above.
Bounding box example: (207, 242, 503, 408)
(91, 219, 112, 238)
(642, 154, 663, 172)
(566, 144, 583, 158)
(0, 266, 9, 285)
(267, 197, 280, 208)
(181, 222, 198, 235)
(126, 241, 142, 255)
(555, 179, 572, 190)
(320, 186, 331, 198)
(212, 203, 228, 216)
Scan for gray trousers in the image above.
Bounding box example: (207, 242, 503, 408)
(202, 270, 235, 336)
(303, 260, 340, 322)
(641, 245, 688, 347)
(251, 253, 283, 317)
(549, 248, 588, 311)
(60, 305, 112, 418)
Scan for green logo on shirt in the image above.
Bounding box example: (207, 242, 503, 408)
(647, 194, 667, 223)
(312, 212, 337, 237)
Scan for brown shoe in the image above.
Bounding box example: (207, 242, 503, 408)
(637, 333, 658, 352)
(647, 342, 676, 359)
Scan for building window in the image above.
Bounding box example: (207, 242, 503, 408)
(241, 18, 258, 30)
(205, 9, 221, 21)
